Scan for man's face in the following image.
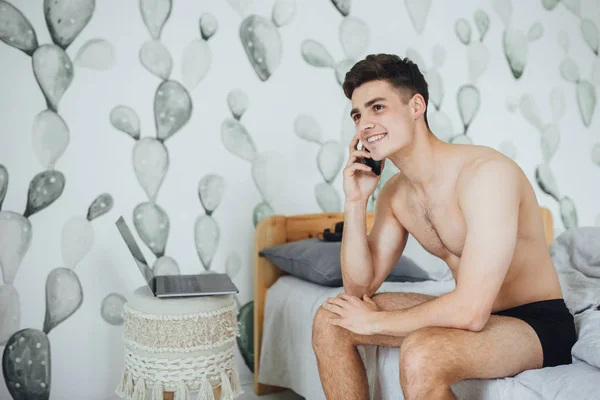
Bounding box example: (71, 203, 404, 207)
(350, 80, 415, 161)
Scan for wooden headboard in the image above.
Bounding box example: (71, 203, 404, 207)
(252, 206, 554, 395)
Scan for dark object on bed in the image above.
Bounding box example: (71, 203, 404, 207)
(259, 238, 432, 287)
(319, 221, 344, 242)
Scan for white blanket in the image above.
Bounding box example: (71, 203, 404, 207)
(258, 227, 600, 399)
(549, 226, 600, 314)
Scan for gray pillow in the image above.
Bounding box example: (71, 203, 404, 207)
(259, 238, 431, 287)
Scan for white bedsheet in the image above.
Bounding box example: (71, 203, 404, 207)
(258, 275, 600, 400)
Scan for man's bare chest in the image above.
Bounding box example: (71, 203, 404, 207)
(399, 197, 466, 260)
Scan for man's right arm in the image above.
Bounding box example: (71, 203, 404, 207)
(341, 179, 408, 297)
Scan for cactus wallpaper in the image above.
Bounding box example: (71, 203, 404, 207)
(1, 0, 599, 399)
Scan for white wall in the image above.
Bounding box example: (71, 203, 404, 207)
(1, 0, 599, 399)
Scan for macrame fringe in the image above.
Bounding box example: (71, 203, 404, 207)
(152, 381, 163, 400)
(198, 376, 215, 400)
(230, 367, 243, 397)
(122, 370, 134, 398)
(132, 377, 146, 400)
(114, 369, 242, 400)
(219, 370, 234, 400)
(174, 380, 190, 400)
(115, 368, 128, 397)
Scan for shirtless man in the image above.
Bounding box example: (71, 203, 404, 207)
(312, 54, 577, 400)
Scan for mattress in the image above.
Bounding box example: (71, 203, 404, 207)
(258, 275, 600, 400)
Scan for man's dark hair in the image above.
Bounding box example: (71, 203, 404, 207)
(342, 54, 429, 127)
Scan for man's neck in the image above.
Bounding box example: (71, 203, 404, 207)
(388, 127, 447, 194)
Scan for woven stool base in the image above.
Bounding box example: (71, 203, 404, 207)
(115, 346, 242, 400)
(115, 287, 243, 400)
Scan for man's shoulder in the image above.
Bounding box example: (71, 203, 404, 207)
(379, 170, 408, 196)
(456, 149, 522, 196)
(375, 171, 408, 208)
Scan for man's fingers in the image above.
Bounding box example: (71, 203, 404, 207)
(323, 297, 345, 307)
(348, 135, 360, 152)
(339, 293, 363, 305)
(350, 150, 370, 159)
(345, 149, 370, 168)
(344, 154, 357, 168)
(344, 163, 372, 177)
(338, 293, 360, 302)
(321, 302, 343, 315)
(326, 297, 346, 308)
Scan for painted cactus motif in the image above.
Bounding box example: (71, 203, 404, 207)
(404, 0, 432, 34)
(300, 1, 369, 86)
(512, 89, 579, 229)
(106, 0, 223, 331)
(493, 0, 544, 79)
(294, 114, 344, 212)
(556, 25, 599, 127)
(2, 328, 51, 400)
(231, 0, 296, 81)
(1, 1, 115, 362)
(221, 89, 286, 227)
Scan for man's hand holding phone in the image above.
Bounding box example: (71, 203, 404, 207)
(343, 135, 384, 204)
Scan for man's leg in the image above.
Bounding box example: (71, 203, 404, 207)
(313, 292, 545, 400)
(399, 315, 543, 400)
(312, 292, 436, 400)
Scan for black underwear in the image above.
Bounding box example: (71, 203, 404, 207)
(492, 299, 577, 368)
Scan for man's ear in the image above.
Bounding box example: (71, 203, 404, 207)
(410, 93, 427, 121)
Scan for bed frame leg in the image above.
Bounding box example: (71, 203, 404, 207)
(254, 382, 286, 395)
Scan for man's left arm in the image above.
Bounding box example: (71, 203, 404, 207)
(370, 161, 521, 336)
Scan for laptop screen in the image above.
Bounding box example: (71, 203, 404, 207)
(115, 216, 155, 291)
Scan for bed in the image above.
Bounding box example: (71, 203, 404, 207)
(252, 208, 600, 399)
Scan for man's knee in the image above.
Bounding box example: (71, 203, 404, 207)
(312, 306, 351, 352)
(400, 328, 449, 395)
(401, 330, 436, 376)
(312, 306, 336, 350)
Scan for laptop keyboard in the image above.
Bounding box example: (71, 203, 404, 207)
(163, 277, 202, 293)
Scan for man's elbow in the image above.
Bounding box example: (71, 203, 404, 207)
(451, 291, 492, 331)
(463, 311, 490, 332)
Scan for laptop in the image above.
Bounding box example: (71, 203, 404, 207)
(115, 216, 239, 298)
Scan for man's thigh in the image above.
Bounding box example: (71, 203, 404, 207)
(319, 291, 436, 348)
(316, 291, 543, 380)
(402, 314, 543, 382)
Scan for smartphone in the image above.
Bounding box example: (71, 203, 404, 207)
(359, 142, 382, 176)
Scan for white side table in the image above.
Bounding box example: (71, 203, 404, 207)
(115, 285, 243, 400)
